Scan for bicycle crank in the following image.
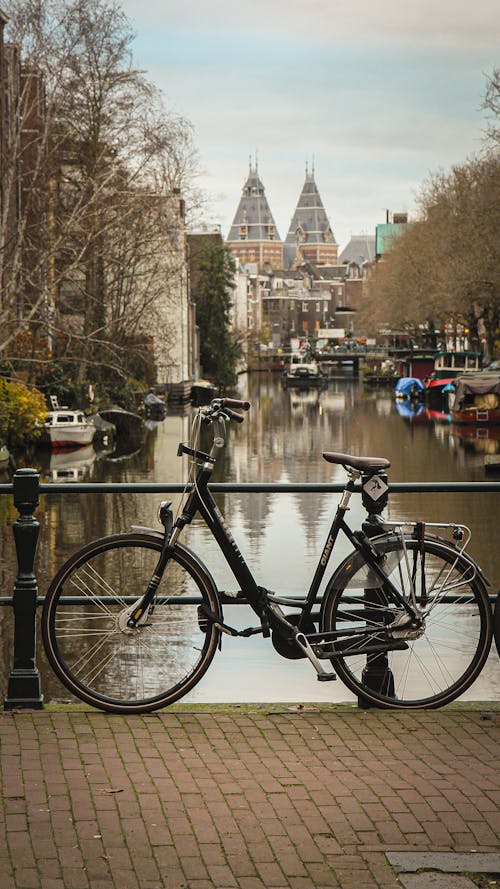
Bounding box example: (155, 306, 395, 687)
(271, 613, 316, 659)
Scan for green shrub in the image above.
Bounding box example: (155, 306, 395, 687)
(0, 380, 47, 448)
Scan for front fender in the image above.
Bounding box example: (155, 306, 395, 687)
(130, 526, 223, 619)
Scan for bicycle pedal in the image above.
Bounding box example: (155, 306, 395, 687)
(317, 673, 337, 682)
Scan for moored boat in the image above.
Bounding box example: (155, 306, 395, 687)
(449, 372, 500, 425)
(191, 380, 217, 406)
(144, 391, 167, 419)
(41, 410, 96, 449)
(394, 377, 424, 400)
(424, 350, 483, 408)
(282, 353, 325, 387)
(427, 350, 481, 381)
(99, 407, 144, 439)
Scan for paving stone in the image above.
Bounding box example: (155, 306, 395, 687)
(386, 851, 500, 872)
(397, 876, 479, 889)
(0, 707, 499, 889)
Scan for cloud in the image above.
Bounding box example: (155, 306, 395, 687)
(120, 0, 497, 248)
(124, 0, 500, 52)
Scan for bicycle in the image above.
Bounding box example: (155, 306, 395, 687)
(41, 397, 494, 713)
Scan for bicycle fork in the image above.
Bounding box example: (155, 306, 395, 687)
(126, 502, 174, 629)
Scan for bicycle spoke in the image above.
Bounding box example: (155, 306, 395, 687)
(43, 535, 220, 711)
(324, 536, 491, 708)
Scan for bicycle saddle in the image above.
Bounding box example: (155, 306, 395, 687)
(322, 452, 390, 472)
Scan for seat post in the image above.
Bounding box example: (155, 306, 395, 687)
(358, 469, 394, 708)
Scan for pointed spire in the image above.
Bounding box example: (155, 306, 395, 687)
(226, 158, 283, 270)
(284, 166, 338, 269)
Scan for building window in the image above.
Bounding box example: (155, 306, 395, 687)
(316, 302, 320, 312)
(302, 302, 308, 312)
(239, 225, 247, 240)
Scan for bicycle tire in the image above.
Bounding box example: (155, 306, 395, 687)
(42, 532, 222, 713)
(320, 535, 492, 709)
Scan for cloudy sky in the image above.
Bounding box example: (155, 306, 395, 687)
(120, 0, 498, 250)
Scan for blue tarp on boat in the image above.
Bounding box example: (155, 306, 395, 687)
(395, 377, 424, 398)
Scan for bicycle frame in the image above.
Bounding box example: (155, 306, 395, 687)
(134, 450, 420, 649)
(41, 396, 494, 713)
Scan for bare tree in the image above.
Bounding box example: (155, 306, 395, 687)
(362, 151, 499, 360)
(1, 0, 199, 391)
(482, 66, 500, 147)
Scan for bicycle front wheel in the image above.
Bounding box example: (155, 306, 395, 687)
(42, 533, 221, 713)
(321, 536, 492, 708)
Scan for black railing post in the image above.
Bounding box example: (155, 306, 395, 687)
(4, 469, 44, 710)
(358, 469, 394, 708)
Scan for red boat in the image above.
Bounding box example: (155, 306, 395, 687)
(449, 373, 500, 425)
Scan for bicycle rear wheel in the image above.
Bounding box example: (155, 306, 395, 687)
(321, 535, 492, 708)
(494, 590, 500, 659)
(42, 533, 221, 713)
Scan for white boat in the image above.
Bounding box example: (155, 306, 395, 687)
(41, 410, 95, 449)
(282, 353, 325, 387)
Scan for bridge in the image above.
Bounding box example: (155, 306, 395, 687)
(248, 346, 437, 377)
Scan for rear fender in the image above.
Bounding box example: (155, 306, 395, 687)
(319, 530, 489, 627)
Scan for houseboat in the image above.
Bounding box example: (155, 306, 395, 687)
(424, 350, 482, 407)
(449, 373, 500, 426)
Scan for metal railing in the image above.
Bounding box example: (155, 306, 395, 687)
(1, 469, 499, 710)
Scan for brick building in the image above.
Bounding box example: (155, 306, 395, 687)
(226, 161, 370, 345)
(284, 167, 338, 269)
(226, 162, 283, 270)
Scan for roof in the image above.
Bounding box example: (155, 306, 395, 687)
(339, 235, 376, 266)
(227, 163, 281, 243)
(298, 262, 348, 280)
(284, 171, 336, 266)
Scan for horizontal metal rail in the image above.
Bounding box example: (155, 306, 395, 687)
(2, 481, 500, 494)
(0, 594, 491, 607)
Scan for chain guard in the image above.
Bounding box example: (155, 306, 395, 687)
(271, 613, 317, 660)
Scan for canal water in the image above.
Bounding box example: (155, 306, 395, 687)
(0, 373, 498, 704)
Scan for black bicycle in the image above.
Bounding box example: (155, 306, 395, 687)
(42, 398, 494, 713)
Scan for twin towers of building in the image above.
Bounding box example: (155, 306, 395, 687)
(226, 160, 338, 272)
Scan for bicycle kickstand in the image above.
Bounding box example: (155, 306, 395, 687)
(294, 632, 337, 682)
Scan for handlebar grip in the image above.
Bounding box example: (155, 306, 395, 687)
(224, 408, 245, 424)
(221, 398, 250, 411)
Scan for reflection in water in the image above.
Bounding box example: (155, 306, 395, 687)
(1, 375, 498, 704)
(37, 444, 97, 483)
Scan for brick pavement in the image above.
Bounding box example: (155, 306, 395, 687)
(0, 705, 498, 889)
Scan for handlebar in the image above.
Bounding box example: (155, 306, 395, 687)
(218, 398, 250, 412)
(224, 408, 245, 424)
(178, 399, 251, 465)
(203, 397, 250, 425)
